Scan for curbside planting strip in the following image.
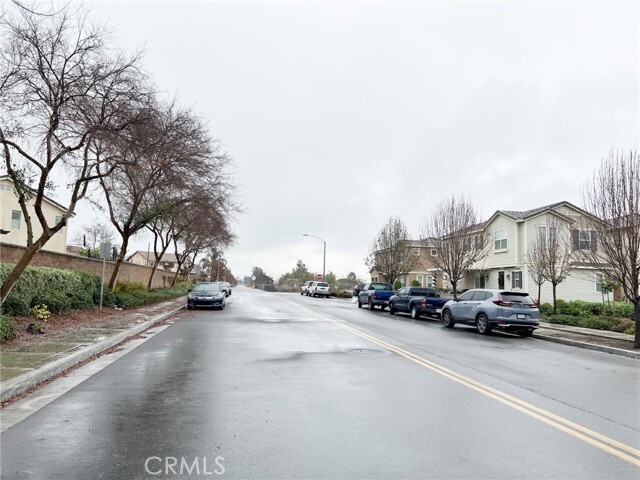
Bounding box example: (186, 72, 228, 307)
(0, 306, 185, 403)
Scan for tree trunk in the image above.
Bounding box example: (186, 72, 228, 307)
(108, 237, 129, 290)
(537, 283, 542, 307)
(634, 301, 640, 349)
(451, 280, 458, 299)
(552, 283, 558, 315)
(0, 238, 48, 304)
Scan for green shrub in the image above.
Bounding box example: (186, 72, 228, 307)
(624, 324, 635, 335)
(31, 292, 70, 314)
(393, 280, 403, 290)
(0, 315, 15, 341)
(411, 280, 421, 287)
(114, 280, 147, 294)
(1, 294, 30, 316)
(539, 303, 553, 315)
(114, 292, 143, 309)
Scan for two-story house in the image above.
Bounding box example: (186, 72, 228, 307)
(369, 240, 445, 289)
(0, 175, 71, 254)
(126, 251, 180, 273)
(461, 201, 604, 303)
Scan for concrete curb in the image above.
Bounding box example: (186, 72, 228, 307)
(533, 333, 639, 359)
(1, 306, 184, 403)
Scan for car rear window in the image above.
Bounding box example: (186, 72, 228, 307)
(372, 283, 393, 290)
(500, 292, 535, 304)
(411, 289, 428, 296)
(317, 282, 329, 287)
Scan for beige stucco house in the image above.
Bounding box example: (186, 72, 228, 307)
(369, 240, 445, 289)
(0, 175, 71, 254)
(127, 250, 180, 273)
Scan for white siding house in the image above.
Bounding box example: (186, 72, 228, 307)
(461, 201, 603, 303)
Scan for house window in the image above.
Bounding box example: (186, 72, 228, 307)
(413, 249, 420, 256)
(512, 271, 522, 289)
(427, 276, 436, 288)
(416, 275, 424, 286)
(55, 216, 64, 235)
(494, 229, 507, 250)
(579, 230, 591, 250)
(430, 249, 437, 256)
(11, 210, 21, 229)
(595, 273, 602, 293)
(538, 226, 556, 246)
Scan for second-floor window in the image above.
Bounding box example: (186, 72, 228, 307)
(413, 248, 420, 256)
(572, 229, 597, 252)
(11, 210, 21, 229)
(494, 228, 507, 250)
(430, 249, 437, 256)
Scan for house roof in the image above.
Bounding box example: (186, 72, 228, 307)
(126, 251, 180, 263)
(486, 201, 591, 226)
(0, 174, 75, 215)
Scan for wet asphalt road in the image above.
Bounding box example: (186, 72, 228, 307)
(1, 287, 639, 479)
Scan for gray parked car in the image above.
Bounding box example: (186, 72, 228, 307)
(440, 289, 539, 337)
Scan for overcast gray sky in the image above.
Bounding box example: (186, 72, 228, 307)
(69, 0, 639, 281)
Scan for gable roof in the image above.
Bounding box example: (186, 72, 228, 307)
(0, 174, 74, 215)
(126, 251, 180, 263)
(485, 201, 590, 226)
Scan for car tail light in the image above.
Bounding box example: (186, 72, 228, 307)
(421, 299, 427, 307)
(530, 303, 538, 309)
(493, 294, 513, 307)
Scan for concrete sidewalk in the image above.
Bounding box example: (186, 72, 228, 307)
(1, 298, 637, 404)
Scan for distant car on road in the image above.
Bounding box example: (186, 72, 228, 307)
(353, 283, 365, 297)
(440, 289, 539, 337)
(309, 282, 330, 298)
(187, 282, 226, 310)
(220, 282, 232, 296)
(301, 281, 314, 295)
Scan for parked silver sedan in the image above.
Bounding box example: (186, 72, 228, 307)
(440, 289, 539, 337)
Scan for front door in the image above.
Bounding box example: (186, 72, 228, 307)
(498, 271, 505, 290)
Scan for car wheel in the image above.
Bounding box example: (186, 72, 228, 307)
(441, 309, 455, 328)
(358, 301, 362, 308)
(476, 313, 491, 335)
(301, 291, 304, 295)
(368, 298, 374, 310)
(519, 329, 534, 338)
(389, 303, 396, 315)
(411, 305, 420, 319)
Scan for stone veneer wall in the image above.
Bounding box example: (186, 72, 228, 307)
(0, 242, 170, 289)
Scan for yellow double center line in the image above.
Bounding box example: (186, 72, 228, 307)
(291, 300, 640, 467)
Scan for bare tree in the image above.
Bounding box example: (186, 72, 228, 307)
(71, 220, 116, 255)
(524, 240, 546, 306)
(365, 216, 419, 286)
(580, 149, 640, 348)
(538, 220, 573, 314)
(0, 2, 145, 303)
(96, 101, 234, 289)
(421, 195, 489, 298)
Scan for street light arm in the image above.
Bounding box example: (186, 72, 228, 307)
(302, 233, 326, 280)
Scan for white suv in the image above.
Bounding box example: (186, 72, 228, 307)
(301, 281, 314, 295)
(309, 282, 330, 298)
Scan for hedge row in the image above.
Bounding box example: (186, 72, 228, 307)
(0, 263, 116, 316)
(539, 300, 634, 318)
(0, 264, 189, 317)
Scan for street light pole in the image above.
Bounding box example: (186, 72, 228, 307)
(303, 233, 326, 280)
